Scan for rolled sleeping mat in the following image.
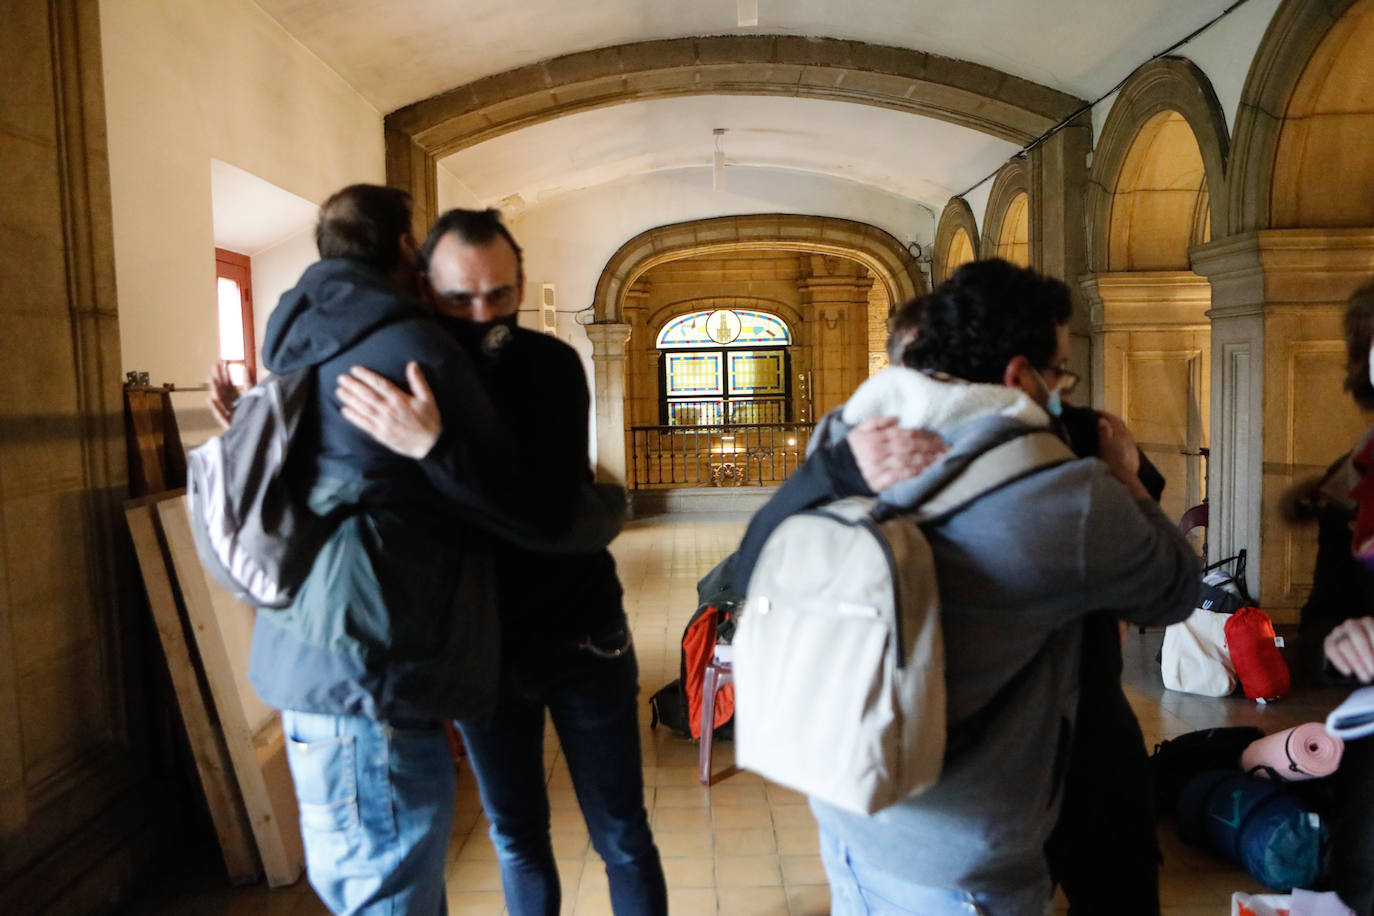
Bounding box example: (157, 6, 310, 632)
(1241, 724, 1345, 781)
(1175, 770, 1329, 891)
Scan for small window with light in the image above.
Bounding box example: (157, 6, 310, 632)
(214, 248, 256, 386)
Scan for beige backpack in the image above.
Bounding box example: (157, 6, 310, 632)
(734, 429, 1072, 815)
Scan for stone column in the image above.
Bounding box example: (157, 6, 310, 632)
(622, 285, 655, 427)
(1191, 229, 1374, 619)
(586, 322, 634, 485)
(1079, 272, 1212, 523)
(1032, 111, 1093, 387)
(798, 258, 874, 417)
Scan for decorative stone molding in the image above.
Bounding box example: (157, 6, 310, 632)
(1087, 57, 1231, 272)
(386, 36, 1083, 156)
(1227, 0, 1362, 233)
(1080, 272, 1213, 333)
(932, 198, 980, 283)
(383, 37, 1085, 230)
(980, 158, 1032, 262)
(589, 214, 923, 324)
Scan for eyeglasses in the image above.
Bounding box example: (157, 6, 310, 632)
(1042, 364, 1080, 395)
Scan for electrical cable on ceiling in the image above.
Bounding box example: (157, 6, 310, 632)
(951, 0, 1255, 202)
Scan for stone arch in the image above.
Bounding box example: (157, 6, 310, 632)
(932, 198, 980, 283)
(982, 159, 1032, 267)
(1270, 0, 1374, 227)
(1087, 57, 1230, 271)
(388, 36, 1082, 154)
(1228, 0, 1368, 232)
(383, 36, 1085, 231)
(647, 296, 802, 338)
(592, 214, 923, 324)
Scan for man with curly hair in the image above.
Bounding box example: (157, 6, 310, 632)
(732, 259, 1199, 915)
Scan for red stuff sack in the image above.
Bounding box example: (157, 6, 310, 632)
(1225, 607, 1291, 702)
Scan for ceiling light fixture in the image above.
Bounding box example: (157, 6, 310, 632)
(737, 0, 758, 28)
(713, 128, 727, 192)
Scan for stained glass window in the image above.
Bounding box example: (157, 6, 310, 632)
(656, 309, 791, 348)
(727, 351, 785, 395)
(664, 352, 723, 397)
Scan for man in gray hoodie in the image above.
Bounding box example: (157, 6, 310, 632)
(733, 259, 1199, 915)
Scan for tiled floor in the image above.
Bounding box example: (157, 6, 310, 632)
(126, 512, 1354, 915)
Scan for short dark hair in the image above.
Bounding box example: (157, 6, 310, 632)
(886, 297, 925, 363)
(901, 259, 1073, 383)
(315, 184, 413, 274)
(1343, 278, 1374, 411)
(421, 208, 524, 277)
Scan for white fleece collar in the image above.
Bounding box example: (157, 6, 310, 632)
(840, 366, 1051, 434)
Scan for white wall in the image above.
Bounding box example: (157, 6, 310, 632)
(509, 165, 935, 464)
(436, 163, 483, 211)
(250, 228, 319, 372)
(100, 0, 384, 388)
(1088, 0, 1284, 145)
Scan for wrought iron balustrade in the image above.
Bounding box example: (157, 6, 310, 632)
(627, 422, 815, 489)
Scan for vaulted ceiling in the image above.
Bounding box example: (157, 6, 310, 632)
(254, 0, 1236, 211)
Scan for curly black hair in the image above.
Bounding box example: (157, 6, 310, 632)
(1343, 278, 1374, 411)
(900, 258, 1072, 383)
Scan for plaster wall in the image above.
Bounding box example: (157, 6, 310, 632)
(1087, 0, 1285, 145)
(508, 166, 935, 464)
(99, 0, 383, 388)
(436, 163, 482, 211)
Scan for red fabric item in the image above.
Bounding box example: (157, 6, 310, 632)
(1224, 607, 1291, 702)
(683, 606, 734, 739)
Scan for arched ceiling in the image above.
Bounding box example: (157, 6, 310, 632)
(437, 95, 1021, 210)
(255, 0, 1236, 214)
(256, 0, 1235, 113)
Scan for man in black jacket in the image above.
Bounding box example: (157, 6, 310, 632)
(213, 187, 607, 915)
(336, 209, 667, 916)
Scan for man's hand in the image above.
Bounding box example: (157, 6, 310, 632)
(1325, 617, 1374, 683)
(847, 416, 947, 492)
(206, 361, 238, 430)
(1097, 411, 1149, 500)
(336, 362, 443, 459)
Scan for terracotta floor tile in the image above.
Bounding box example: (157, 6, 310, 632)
(713, 827, 777, 856)
(716, 855, 783, 887)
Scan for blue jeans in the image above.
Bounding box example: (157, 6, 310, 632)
(283, 710, 455, 916)
(457, 645, 666, 916)
(820, 830, 1051, 916)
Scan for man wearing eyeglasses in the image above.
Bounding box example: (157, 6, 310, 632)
(730, 258, 1198, 915)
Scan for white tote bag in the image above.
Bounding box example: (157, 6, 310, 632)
(1161, 607, 1238, 697)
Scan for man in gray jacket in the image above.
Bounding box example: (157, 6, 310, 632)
(733, 259, 1199, 915)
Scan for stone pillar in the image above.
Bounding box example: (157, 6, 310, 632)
(621, 285, 656, 427)
(1079, 272, 1212, 524)
(1032, 111, 1093, 387)
(1191, 230, 1374, 620)
(586, 322, 633, 485)
(798, 258, 874, 417)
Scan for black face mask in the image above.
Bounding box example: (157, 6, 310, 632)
(445, 313, 518, 360)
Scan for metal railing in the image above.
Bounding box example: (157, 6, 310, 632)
(628, 422, 815, 489)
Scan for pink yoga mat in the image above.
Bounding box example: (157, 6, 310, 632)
(1241, 723, 1345, 781)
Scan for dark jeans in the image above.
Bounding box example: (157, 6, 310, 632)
(1046, 615, 1160, 916)
(456, 643, 667, 916)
